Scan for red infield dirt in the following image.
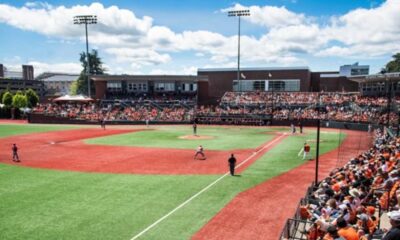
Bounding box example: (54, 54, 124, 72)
(0, 128, 286, 175)
(192, 129, 372, 240)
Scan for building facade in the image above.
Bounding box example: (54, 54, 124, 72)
(350, 72, 400, 96)
(36, 73, 80, 96)
(91, 75, 207, 100)
(198, 65, 360, 103)
(0, 64, 44, 96)
(90, 64, 366, 105)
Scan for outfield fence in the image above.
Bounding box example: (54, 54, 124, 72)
(28, 113, 384, 133)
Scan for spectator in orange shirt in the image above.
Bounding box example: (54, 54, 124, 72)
(323, 225, 344, 240)
(337, 217, 359, 240)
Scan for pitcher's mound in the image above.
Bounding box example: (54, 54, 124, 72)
(179, 135, 215, 140)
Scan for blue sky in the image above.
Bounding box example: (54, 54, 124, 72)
(0, 0, 399, 76)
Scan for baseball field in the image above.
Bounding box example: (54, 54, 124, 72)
(0, 123, 357, 240)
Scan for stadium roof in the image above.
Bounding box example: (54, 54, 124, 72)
(36, 72, 80, 81)
(90, 74, 208, 82)
(197, 66, 310, 72)
(349, 72, 400, 83)
(41, 74, 79, 82)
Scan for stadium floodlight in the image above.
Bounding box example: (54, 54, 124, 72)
(73, 15, 97, 97)
(228, 9, 250, 92)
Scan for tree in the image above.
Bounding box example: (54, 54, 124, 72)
(12, 92, 28, 108)
(383, 53, 400, 73)
(25, 88, 39, 108)
(2, 91, 13, 107)
(70, 81, 78, 96)
(75, 49, 106, 96)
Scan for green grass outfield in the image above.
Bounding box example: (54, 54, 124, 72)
(85, 126, 288, 150)
(0, 124, 344, 240)
(0, 124, 78, 138)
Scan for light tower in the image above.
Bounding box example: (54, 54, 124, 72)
(228, 9, 250, 92)
(73, 15, 97, 97)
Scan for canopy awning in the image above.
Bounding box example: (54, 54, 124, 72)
(53, 95, 94, 102)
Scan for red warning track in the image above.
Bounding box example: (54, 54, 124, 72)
(0, 119, 27, 124)
(0, 128, 284, 175)
(192, 130, 372, 240)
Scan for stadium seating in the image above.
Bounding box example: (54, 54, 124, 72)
(280, 127, 400, 239)
(32, 92, 400, 125)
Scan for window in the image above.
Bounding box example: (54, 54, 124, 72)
(107, 82, 122, 92)
(181, 83, 197, 92)
(268, 80, 300, 92)
(233, 79, 300, 92)
(253, 81, 265, 91)
(155, 82, 175, 91)
(351, 68, 369, 76)
(233, 80, 260, 91)
(127, 82, 147, 92)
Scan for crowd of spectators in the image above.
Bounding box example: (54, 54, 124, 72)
(33, 91, 400, 125)
(292, 128, 400, 240)
(220, 92, 395, 107)
(33, 103, 193, 122)
(105, 92, 197, 106)
(217, 92, 399, 124)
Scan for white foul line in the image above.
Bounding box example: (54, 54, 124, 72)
(130, 133, 287, 240)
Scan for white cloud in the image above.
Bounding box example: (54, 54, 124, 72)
(222, 3, 306, 28)
(1, 1, 400, 73)
(0, 3, 153, 38)
(318, 0, 400, 57)
(105, 48, 171, 65)
(29, 61, 82, 75)
(149, 66, 197, 75)
(4, 61, 82, 76)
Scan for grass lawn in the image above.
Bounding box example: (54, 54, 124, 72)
(0, 124, 344, 240)
(0, 124, 78, 138)
(85, 125, 279, 150)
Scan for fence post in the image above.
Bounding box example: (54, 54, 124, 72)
(286, 220, 291, 239)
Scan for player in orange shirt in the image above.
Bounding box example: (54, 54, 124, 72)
(303, 142, 311, 160)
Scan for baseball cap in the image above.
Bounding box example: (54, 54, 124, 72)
(387, 211, 400, 221)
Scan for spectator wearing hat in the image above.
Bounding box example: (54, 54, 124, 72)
(349, 189, 361, 208)
(355, 207, 376, 236)
(383, 210, 400, 240)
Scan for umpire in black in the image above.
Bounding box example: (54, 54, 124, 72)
(228, 154, 237, 176)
